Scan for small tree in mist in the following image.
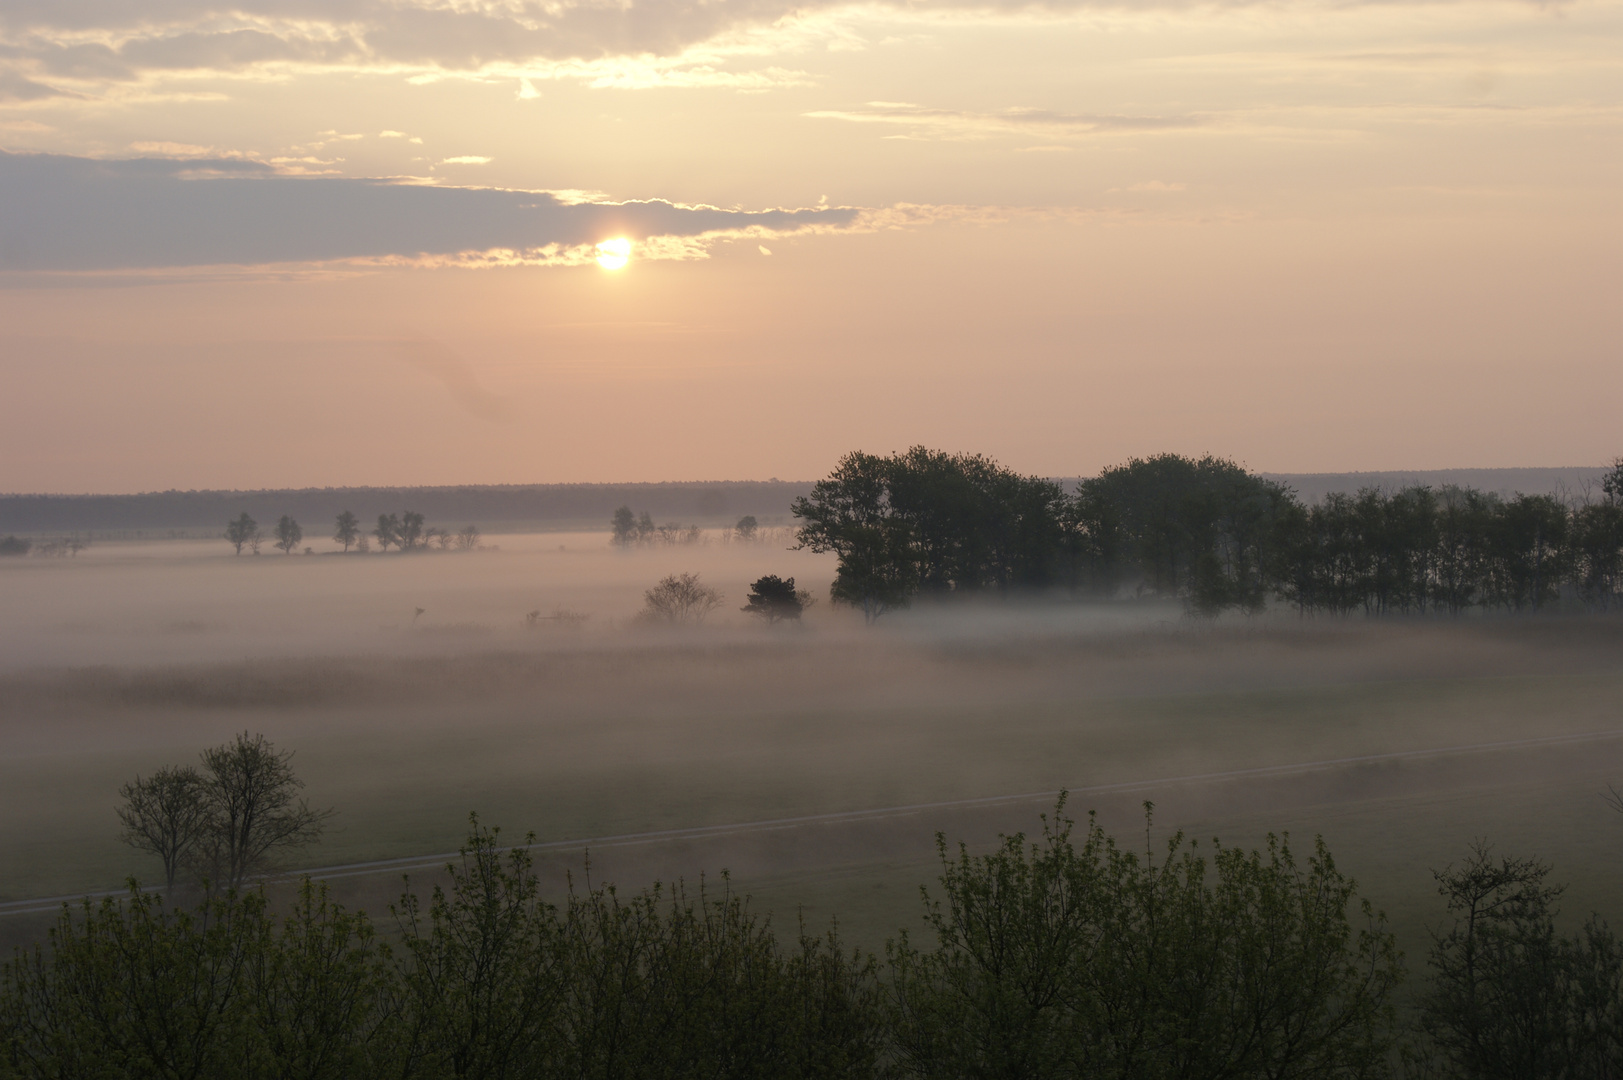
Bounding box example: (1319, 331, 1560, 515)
(735, 515, 759, 541)
(398, 511, 426, 551)
(274, 515, 303, 555)
(334, 509, 361, 552)
(742, 575, 804, 624)
(225, 512, 258, 556)
(117, 765, 210, 892)
(455, 524, 481, 551)
(640, 572, 724, 626)
(611, 506, 637, 546)
(189, 732, 333, 892)
(374, 513, 400, 552)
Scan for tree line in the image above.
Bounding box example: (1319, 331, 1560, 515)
(610, 508, 776, 547)
(792, 448, 1623, 619)
(225, 511, 482, 556)
(6, 798, 1622, 1078)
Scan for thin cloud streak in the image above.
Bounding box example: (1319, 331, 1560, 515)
(805, 101, 1205, 139)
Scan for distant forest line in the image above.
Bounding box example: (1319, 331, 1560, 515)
(0, 468, 1609, 536)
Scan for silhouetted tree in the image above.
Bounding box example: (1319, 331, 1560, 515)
(374, 513, 400, 552)
(735, 515, 759, 541)
(1415, 843, 1623, 1077)
(225, 512, 258, 556)
(333, 510, 361, 552)
(0, 535, 30, 556)
(640, 572, 724, 625)
(117, 765, 210, 892)
(189, 733, 333, 892)
(611, 506, 637, 546)
(742, 575, 804, 624)
(398, 511, 425, 551)
(273, 515, 303, 555)
(455, 524, 480, 551)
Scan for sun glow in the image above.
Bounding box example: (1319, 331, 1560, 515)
(595, 237, 631, 270)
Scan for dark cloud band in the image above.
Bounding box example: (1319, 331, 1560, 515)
(0, 150, 859, 272)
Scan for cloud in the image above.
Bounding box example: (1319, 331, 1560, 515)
(0, 149, 862, 274)
(804, 101, 1204, 139)
(0, 0, 1520, 101)
(440, 155, 492, 165)
(0, 69, 68, 101)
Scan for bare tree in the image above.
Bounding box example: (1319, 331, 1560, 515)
(117, 765, 210, 892)
(456, 524, 481, 551)
(640, 572, 724, 625)
(274, 515, 303, 555)
(189, 732, 333, 892)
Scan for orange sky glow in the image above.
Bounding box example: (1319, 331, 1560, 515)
(0, 0, 1617, 491)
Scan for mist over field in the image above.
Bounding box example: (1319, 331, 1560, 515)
(3, 522, 1622, 953)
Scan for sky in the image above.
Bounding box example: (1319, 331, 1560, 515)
(0, 0, 1618, 492)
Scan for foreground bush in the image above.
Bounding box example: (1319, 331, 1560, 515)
(0, 819, 880, 1080)
(887, 796, 1403, 1079)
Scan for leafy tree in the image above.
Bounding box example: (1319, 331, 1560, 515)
(742, 575, 804, 624)
(1078, 453, 1294, 614)
(334, 510, 361, 553)
(792, 450, 918, 622)
(560, 871, 884, 1079)
(189, 732, 333, 892)
(374, 513, 400, 552)
(735, 515, 759, 541)
(225, 511, 259, 556)
(888, 797, 1402, 1079)
(1604, 458, 1623, 506)
(1485, 494, 1569, 613)
(611, 506, 637, 546)
(274, 514, 304, 555)
(637, 510, 656, 543)
(117, 765, 210, 892)
(641, 572, 724, 625)
(1572, 502, 1623, 610)
(391, 817, 566, 1079)
(0, 535, 29, 556)
(0, 882, 398, 1080)
(398, 511, 426, 551)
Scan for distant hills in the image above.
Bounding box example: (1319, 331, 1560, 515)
(0, 468, 1610, 537)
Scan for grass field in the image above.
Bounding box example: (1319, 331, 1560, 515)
(3, 536, 1622, 973)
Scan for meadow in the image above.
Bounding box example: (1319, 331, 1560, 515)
(2, 533, 1622, 970)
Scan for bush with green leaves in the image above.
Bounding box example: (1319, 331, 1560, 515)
(887, 796, 1403, 1080)
(2, 817, 882, 1080)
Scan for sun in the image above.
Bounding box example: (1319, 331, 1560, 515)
(595, 237, 631, 271)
